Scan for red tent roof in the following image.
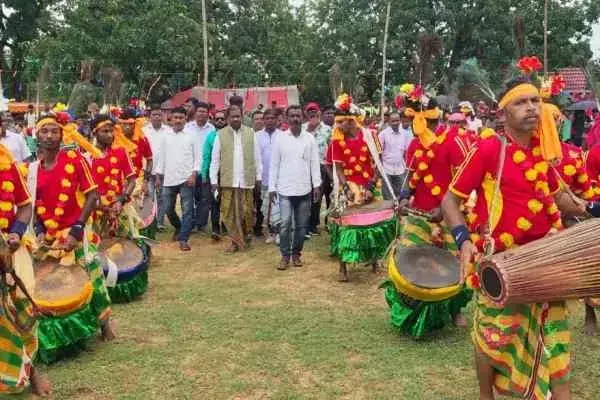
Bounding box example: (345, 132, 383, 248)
(557, 68, 588, 91)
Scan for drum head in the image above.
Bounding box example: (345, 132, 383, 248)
(99, 238, 144, 271)
(342, 200, 394, 216)
(394, 244, 460, 289)
(34, 258, 90, 302)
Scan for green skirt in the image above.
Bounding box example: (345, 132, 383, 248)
(37, 246, 111, 364)
(382, 215, 472, 339)
(329, 217, 398, 264)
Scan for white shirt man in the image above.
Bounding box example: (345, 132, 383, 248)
(143, 122, 172, 175)
(269, 129, 321, 197)
(186, 119, 215, 169)
(156, 128, 200, 187)
(1, 130, 32, 163)
(378, 119, 413, 200)
(209, 129, 262, 189)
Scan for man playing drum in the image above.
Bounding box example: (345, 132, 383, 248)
(89, 115, 137, 237)
(442, 76, 589, 400)
(382, 84, 472, 339)
(0, 143, 51, 396)
(33, 116, 115, 342)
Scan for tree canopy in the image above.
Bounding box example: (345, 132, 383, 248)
(4, 0, 600, 105)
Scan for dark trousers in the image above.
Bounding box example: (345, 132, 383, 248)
(279, 193, 311, 257)
(194, 180, 211, 230)
(309, 165, 332, 231)
(254, 186, 263, 235)
(163, 183, 195, 242)
(382, 173, 407, 200)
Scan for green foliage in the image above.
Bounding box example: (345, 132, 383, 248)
(13, 0, 600, 106)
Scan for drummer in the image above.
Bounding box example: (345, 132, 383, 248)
(325, 94, 384, 281)
(33, 115, 115, 341)
(0, 143, 51, 396)
(118, 109, 153, 189)
(442, 76, 590, 400)
(90, 115, 137, 237)
(383, 85, 472, 339)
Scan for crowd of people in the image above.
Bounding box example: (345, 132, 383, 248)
(1, 53, 600, 400)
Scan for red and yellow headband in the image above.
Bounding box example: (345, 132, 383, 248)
(498, 83, 539, 110)
(498, 83, 562, 162)
(92, 120, 114, 133)
(36, 117, 61, 130)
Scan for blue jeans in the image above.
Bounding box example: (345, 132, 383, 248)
(163, 183, 195, 242)
(278, 193, 311, 258)
(194, 180, 220, 233)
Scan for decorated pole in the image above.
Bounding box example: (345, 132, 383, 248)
(202, 0, 209, 88)
(379, 0, 391, 129)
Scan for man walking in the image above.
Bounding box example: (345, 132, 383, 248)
(269, 106, 321, 270)
(257, 109, 282, 244)
(210, 105, 262, 253)
(156, 106, 199, 251)
(378, 111, 412, 200)
(187, 102, 216, 233)
(143, 105, 172, 230)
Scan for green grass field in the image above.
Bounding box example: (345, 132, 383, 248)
(15, 232, 600, 400)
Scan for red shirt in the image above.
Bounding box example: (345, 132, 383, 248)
(0, 162, 31, 233)
(325, 129, 375, 186)
(587, 144, 600, 186)
(449, 135, 561, 253)
(129, 136, 153, 176)
(556, 142, 596, 201)
(91, 147, 136, 206)
(36, 149, 97, 234)
(405, 126, 469, 212)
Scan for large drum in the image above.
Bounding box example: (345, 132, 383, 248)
(479, 218, 600, 307)
(328, 200, 397, 265)
(386, 242, 462, 303)
(34, 256, 99, 364)
(98, 237, 149, 303)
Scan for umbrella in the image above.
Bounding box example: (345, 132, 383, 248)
(566, 100, 598, 111)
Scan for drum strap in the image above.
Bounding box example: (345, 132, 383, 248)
(484, 136, 507, 257)
(26, 161, 40, 232)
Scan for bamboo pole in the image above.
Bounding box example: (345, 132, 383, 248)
(379, 0, 391, 129)
(543, 0, 548, 75)
(202, 0, 209, 89)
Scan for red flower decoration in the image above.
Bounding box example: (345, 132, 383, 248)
(394, 95, 403, 110)
(550, 75, 566, 96)
(408, 85, 423, 101)
(110, 106, 123, 118)
(516, 56, 543, 74)
(55, 112, 72, 125)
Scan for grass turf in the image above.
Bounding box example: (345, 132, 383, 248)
(16, 231, 600, 399)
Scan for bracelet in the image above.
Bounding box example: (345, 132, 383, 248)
(9, 220, 27, 239)
(398, 189, 413, 200)
(69, 220, 85, 241)
(451, 225, 470, 250)
(34, 221, 45, 237)
(586, 202, 600, 218)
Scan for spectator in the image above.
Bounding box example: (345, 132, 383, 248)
(25, 104, 37, 129)
(252, 110, 264, 132)
(0, 115, 33, 163)
(303, 102, 332, 236)
(186, 101, 216, 233)
(210, 105, 262, 253)
(156, 106, 199, 251)
(269, 105, 321, 270)
(378, 112, 413, 200)
(257, 108, 283, 244)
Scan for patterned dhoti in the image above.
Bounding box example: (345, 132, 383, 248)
(220, 188, 255, 246)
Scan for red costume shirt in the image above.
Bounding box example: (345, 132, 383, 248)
(91, 147, 136, 206)
(36, 149, 97, 235)
(556, 142, 596, 201)
(325, 129, 375, 186)
(449, 135, 561, 252)
(129, 136, 153, 176)
(0, 162, 31, 232)
(405, 126, 469, 212)
(586, 144, 600, 187)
